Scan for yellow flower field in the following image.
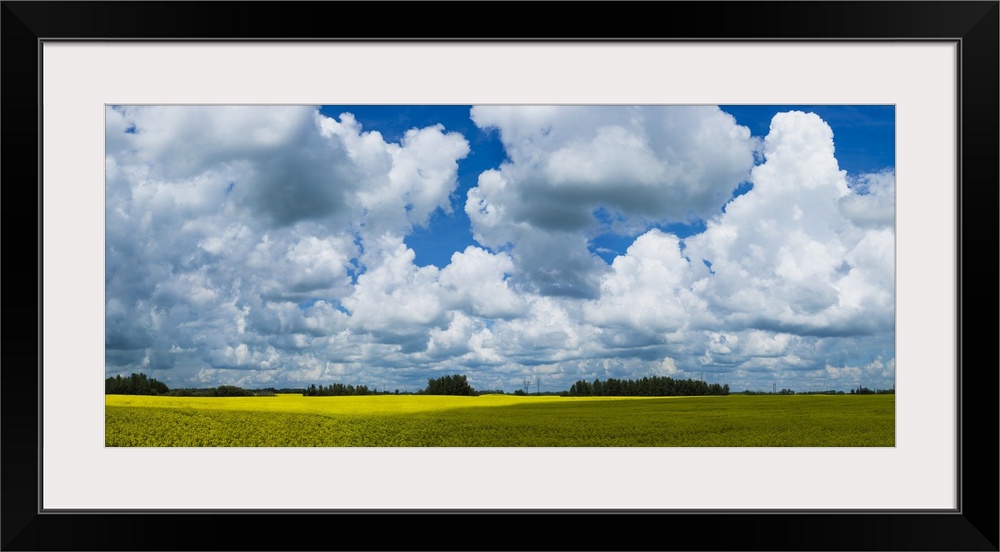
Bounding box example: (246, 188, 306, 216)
(106, 393, 894, 447)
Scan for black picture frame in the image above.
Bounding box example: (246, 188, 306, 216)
(3, 2, 997, 550)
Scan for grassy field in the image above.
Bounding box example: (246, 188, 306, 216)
(105, 393, 894, 447)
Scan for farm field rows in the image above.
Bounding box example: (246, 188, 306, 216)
(105, 393, 894, 447)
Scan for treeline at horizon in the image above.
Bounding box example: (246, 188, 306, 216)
(105, 374, 272, 397)
(304, 383, 376, 396)
(742, 386, 895, 395)
(564, 376, 729, 397)
(106, 373, 893, 397)
(105, 373, 168, 395)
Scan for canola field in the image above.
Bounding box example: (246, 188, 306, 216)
(106, 393, 894, 447)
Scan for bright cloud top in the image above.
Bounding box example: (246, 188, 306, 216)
(106, 105, 895, 393)
(466, 105, 757, 298)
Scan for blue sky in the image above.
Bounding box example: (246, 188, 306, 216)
(106, 105, 895, 393)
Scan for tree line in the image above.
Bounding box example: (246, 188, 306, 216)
(420, 374, 476, 396)
(850, 386, 894, 395)
(564, 376, 729, 397)
(304, 383, 376, 396)
(304, 374, 476, 396)
(106, 374, 260, 396)
(105, 373, 168, 395)
(109, 371, 889, 398)
(743, 386, 894, 395)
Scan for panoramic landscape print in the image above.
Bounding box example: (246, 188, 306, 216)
(105, 104, 895, 447)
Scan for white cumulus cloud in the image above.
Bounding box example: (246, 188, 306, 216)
(465, 105, 757, 298)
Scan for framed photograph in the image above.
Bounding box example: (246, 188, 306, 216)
(4, 2, 997, 550)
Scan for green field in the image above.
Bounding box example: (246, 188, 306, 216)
(105, 393, 894, 447)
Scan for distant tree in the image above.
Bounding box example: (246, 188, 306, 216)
(424, 374, 476, 396)
(105, 373, 170, 395)
(569, 378, 589, 396)
(213, 385, 252, 397)
(149, 379, 169, 395)
(564, 376, 729, 397)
